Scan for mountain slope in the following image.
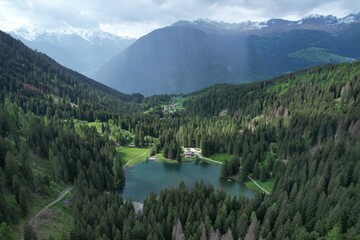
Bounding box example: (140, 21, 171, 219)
(178, 61, 360, 239)
(94, 14, 360, 96)
(95, 26, 252, 95)
(9, 28, 135, 77)
(0, 30, 142, 121)
(0, 30, 129, 239)
(184, 61, 360, 118)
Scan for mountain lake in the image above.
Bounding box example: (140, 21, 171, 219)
(121, 160, 256, 202)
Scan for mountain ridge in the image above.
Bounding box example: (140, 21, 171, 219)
(9, 27, 134, 42)
(94, 13, 360, 96)
(172, 12, 360, 35)
(8, 27, 135, 77)
(0, 30, 142, 121)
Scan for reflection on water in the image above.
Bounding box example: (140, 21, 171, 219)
(161, 161, 182, 171)
(121, 160, 255, 202)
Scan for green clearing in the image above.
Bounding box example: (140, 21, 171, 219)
(245, 178, 274, 193)
(162, 96, 185, 113)
(144, 96, 186, 114)
(74, 120, 134, 145)
(288, 47, 353, 63)
(11, 184, 67, 239)
(117, 147, 150, 166)
(208, 153, 233, 162)
(15, 184, 69, 239)
(28, 154, 66, 214)
(4, 140, 67, 239)
(35, 191, 74, 240)
(266, 82, 290, 95)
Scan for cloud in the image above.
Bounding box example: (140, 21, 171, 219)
(99, 21, 161, 39)
(0, 0, 360, 37)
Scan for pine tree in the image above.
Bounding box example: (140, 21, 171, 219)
(24, 225, 37, 240)
(19, 186, 29, 217)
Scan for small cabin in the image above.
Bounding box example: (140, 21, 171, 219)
(183, 151, 194, 158)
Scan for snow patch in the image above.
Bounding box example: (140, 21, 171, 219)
(338, 15, 356, 24)
(9, 26, 133, 43)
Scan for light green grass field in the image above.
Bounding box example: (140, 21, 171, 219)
(245, 178, 274, 193)
(154, 153, 179, 164)
(208, 153, 233, 162)
(117, 147, 150, 166)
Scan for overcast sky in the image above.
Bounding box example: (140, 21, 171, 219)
(1, 0, 360, 38)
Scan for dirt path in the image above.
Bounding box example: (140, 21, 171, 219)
(29, 187, 73, 225)
(247, 176, 270, 195)
(198, 155, 223, 164)
(123, 150, 149, 168)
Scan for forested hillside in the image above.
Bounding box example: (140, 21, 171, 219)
(0, 30, 128, 238)
(0, 29, 360, 239)
(0, 30, 142, 122)
(185, 62, 360, 118)
(0, 104, 124, 238)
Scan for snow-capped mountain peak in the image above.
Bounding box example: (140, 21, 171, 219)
(301, 14, 337, 24)
(304, 14, 326, 19)
(10, 26, 134, 43)
(7, 26, 136, 78)
(172, 12, 360, 35)
(11, 27, 46, 41)
(338, 13, 360, 24)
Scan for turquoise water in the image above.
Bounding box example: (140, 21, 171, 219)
(121, 160, 256, 202)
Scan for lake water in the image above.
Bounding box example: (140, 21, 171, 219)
(121, 160, 256, 202)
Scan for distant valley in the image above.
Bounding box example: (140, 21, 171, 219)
(1, 28, 360, 239)
(9, 14, 360, 96)
(94, 13, 360, 96)
(9, 28, 135, 77)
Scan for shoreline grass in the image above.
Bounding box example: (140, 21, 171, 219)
(208, 152, 233, 162)
(117, 147, 150, 167)
(245, 178, 274, 193)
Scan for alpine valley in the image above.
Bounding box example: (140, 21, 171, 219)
(9, 27, 135, 78)
(1, 22, 360, 240)
(94, 13, 360, 96)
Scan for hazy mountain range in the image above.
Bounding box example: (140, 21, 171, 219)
(172, 13, 360, 35)
(94, 13, 360, 96)
(9, 27, 135, 77)
(7, 13, 360, 96)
